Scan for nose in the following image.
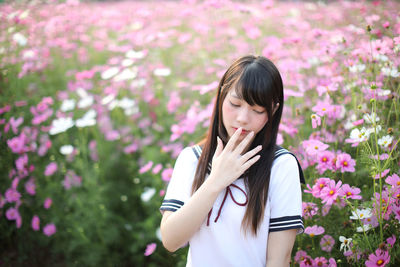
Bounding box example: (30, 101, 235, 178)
(236, 107, 249, 124)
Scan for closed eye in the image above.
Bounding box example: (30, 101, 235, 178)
(254, 110, 265, 114)
(229, 101, 240, 107)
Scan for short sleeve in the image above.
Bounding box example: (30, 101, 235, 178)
(268, 154, 304, 234)
(159, 147, 198, 214)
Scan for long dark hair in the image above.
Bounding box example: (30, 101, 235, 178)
(191, 55, 284, 235)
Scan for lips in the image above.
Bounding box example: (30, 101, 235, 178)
(233, 127, 249, 134)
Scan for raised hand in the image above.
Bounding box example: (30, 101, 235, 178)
(208, 127, 262, 191)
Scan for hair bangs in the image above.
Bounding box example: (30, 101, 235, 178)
(234, 62, 275, 112)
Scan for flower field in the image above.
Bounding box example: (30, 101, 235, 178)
(1, 0, 400, 266)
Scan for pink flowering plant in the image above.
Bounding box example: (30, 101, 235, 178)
(1, 0, 400, 266)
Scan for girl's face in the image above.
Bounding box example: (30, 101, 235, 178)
(222, 88, 269, 146)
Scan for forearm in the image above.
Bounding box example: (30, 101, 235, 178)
(161, 177, 222, 252)
(266, 229, 296, 267)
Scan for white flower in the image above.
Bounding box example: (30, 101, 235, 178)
(76, 109, 96, 128)
(349, 208, 372, 220)
(339, 236, 352, 252)
(349, 127, 370, 142)
(377, 89, 391, 97)
(349, 64, 366, 73)
(23, 50, 35, 59)
(13, 33, 27, 46)
(101, 67, 119, 80)
(60, 145, 74, 155)
(357, 224, 372, 233)
(76, 88, 88, 98)
(363, 112, 380, 124)
(101, 94, 115, 105)
(374, 54, 388, 61)
(126, 50, 145, 59)
(153, 68, 171, 77)
(382, 67, 399, 77)
(121, 59, 134, 67)
(60, 99, 76, 112)
(131, 78, 147, 88)
(118, 97, 136, 109)
(19, 10, 30, 19)
(77, 95, 94, 109)
(141, 187, 156, 202)
(113, 67, 137, 82)
(49, 117, 74, 135)
(378, 135, 393, 148)
(308, 57, 320, 66)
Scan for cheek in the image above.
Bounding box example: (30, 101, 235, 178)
(222, 101, 234, 122)
(255, 115, 268, 131)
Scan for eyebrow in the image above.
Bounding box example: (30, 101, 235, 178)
(230, 92, 240, 99)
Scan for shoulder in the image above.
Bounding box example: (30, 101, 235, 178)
(175, 146, 199, 165)
(272, 149, 298, 169)
(270, 149, 301, 184)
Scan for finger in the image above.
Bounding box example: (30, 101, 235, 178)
(233, 131, 255, 155)
(241, 155, 261, 171)
(224, 127, 242, 152)
(214, 136, 224, 157)
(240, 145, 262, 163)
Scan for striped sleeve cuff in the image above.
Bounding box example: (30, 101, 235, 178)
(269, 215, 304, 234)
(160, 199, 184, 212)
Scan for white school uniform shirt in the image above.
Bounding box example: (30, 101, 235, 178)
(160, 146, 304, 267)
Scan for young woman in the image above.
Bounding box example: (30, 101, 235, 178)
(160, 55, 304, 266)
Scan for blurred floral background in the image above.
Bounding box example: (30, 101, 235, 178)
(0, 0, 399, 266)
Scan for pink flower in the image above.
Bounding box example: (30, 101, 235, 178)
(316, 151, 335, 174)
(144, 242, 156, 256)
(9, 117, 24, 134)
(44, 198, 52, 209)
(161, 168, 173, 182)
(304, 178, 331, 198)
(320, 180, 342, 206)
(32, 215, 40, 231)
(365, 249, 390, 267)
(6, 207, 19, 220)
(294, 250, 308, 263)
(311, 114, 321, 129)
(385, 173, 400, 187)
(159, 190, 165, 197)
(339, 184, 362, 200)
(43, 223, 56, 236)
(302, 202, 318, 220)
(89, 140, 99, 161)
(16, 154, 28, 172)
(123, 142, 138, 154)
(314, 257, 328, 267)
(25, 178, 36, 195)
(363, 215, 379, 228)
(62, 170, 82, 190)
(44, 162, 58, 176)
(139, 161, 153, 174)
(5, 188, 21, 203)
(167, 91, 182, 113)
(320, 234, 335, 252)
(328, 258, 337, 267)
(304, 225, 325, 237)
(374, 169, 390, 179)
(335, 153, 356, 173)
(7, 133, 28, 154)
(0, 104, 11, 115)
(302, 140, 329, 156)
(386, 235, 396, 247)
(152, 164, 162, 174)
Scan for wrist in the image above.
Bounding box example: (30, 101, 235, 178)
(203, 175, 225, 195)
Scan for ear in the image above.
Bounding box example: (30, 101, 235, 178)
(273, 103, 280, 115)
